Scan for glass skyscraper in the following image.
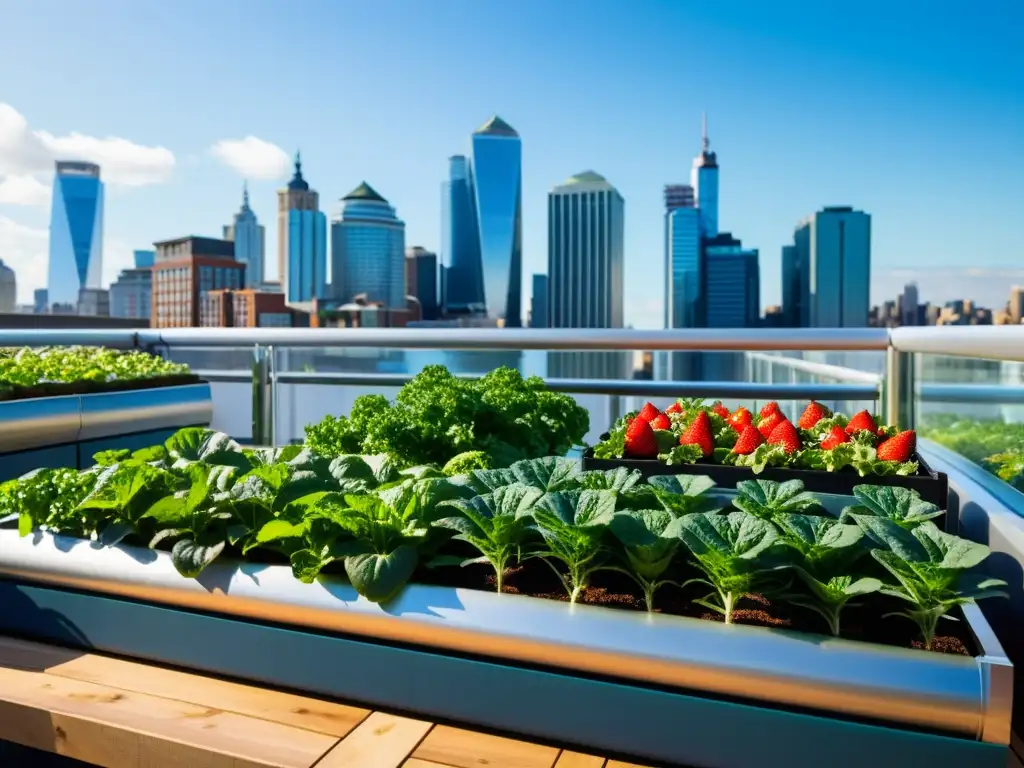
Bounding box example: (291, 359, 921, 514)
(330, 182, 406, 308)
(48, 161, 104, 307)
(441, 155, 484, 314)
(277, 153, 326, 304)
(793, 207, 871, 327)
(471, 116, 523, 327)
(704, 234, 760, 328)
(690, 115, 719, 238)
(224, 184, 266, 288)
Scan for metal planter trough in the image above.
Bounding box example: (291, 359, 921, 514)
(0, 383, 212, 481)
(0, 529, 1012, 768)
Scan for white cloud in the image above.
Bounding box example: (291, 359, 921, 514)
(0, 216, 47, 304)
(0, 102, 176, 208)
(0, 173, 50, 206)
(210, 136, 290, 180)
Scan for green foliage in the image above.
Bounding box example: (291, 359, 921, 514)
(304, 365, 589, 469)
(0, 346, 190, 398)
(919, 414, 1024, 491)
(732, 479, 821, 521)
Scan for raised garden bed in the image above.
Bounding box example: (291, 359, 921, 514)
(589, 399, 950, 508)
(0, 347, 211, 481)
(0, 423, 1014, 767)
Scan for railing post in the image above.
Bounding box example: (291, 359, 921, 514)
(884, 345, 916, 430)
(251, 344, 274, 447)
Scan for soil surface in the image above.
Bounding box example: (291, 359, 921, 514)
(0, 374, 202, 403)
(413, 549, 975, 656)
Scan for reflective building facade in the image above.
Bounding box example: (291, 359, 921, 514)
(224, 184, 266, 288)
(690, 115, 719, 238)
(330, 182, 406, 308)
(704, 233, 760, 328)
(794, 206, 871, 327)
(471, 116, 523, 327)
(441, 155, 484, 313)
(277, 153, 327, 304)
(405, 247, 438, 320)
(48, 161, 104, 307)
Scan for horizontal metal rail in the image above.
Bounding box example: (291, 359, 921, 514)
(891, 326, 1024, 363)
(0, 329, 142, 349)
(192, 369, 881, 402)
(744, 351, 883, 384)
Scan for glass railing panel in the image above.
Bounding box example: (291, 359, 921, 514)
(916, 354, 1024, 497)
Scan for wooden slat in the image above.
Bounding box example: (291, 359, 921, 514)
(0, 663, 339, 767)
(316, 711, 433, 768)
(402, 760, 456, 768)
(0, 636, 368, 738)
(555, 752, 606, 768)
(413, 724, 560, 768)
(605, 761, 652, 768)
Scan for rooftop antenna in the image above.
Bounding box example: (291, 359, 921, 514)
(702, 111, 710, 153)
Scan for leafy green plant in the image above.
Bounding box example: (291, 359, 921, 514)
(607, 508, 681, 611)
(75, 463, 179, 546)
(731, 479, 820, 521)
(674, 511, 785, 624)
(849, 515, 1007, 649)
(785, 573, 883, 637)
(3, 468, 98, 538)
(528, 489, 617, 603)
(433, 483, 544, 592)
(839, 485, 942, 528)
(646, 474, 717, 516)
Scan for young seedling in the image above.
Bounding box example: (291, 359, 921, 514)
(607, 508, 681, 611)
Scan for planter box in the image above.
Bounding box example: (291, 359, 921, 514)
(583, 444, 950, 509)
(0, 383, 212, 481)
(0, 530, 1011, 768)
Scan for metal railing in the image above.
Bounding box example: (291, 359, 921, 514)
(4, 326, 1024, 447)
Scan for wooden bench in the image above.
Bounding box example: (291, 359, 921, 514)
(0, 635, 654, 768)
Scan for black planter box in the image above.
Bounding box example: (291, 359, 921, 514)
(582, 444, 949, 509)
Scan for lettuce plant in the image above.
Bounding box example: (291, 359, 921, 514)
(646, 474, 717, 516)
(528, 489, 617, 603)
(839, 485, 942, 529)
(850, 515, 1007, 649)
(75, 463, 179, 546)
(433, 483, 544, 592)
(674, 511, 784, 624)
(607, 508, 680, 611)
(731, 479, 820, 521)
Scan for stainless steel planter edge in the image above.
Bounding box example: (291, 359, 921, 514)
(0, 383, 212, 453)
(0, 530, 1011, 744)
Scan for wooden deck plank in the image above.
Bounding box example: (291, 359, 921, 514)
(0, 636, 367, 738)
(402, 760, 458, 768)
(315, 711, 434, 768)
(0, 663, 339, 768)
(605, 761, 652, 768)
(413, 724, 561, 768)
(554, 752, 607, 768)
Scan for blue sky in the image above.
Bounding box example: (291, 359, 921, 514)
(1, 0, 1022, 323)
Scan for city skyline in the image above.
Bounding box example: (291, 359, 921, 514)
(0, 0, 1022, 320)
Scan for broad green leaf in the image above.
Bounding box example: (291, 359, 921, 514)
(170, 537, 225, 578)
(535, 489, 617, 528)
(774, 514, 866, 576)
(851, 485, 942, 527)
(510, 457, 582, 492)
(647, 474, 716, 515)
(165, 428, 249, 470)
(345, 545, 419, 603)
(255, 518, 308, 544)
(579, 467, 642, 492)
(732, 479, 818, 519)
(670, 510, 780, 561)
(290, 548, 329, 583)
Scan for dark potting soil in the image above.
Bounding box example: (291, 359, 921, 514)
(414, 555, 975, 656)
(0, 373, 202, 403)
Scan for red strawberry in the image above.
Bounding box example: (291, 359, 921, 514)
(650, 412, 671, 431)
(757, 410, 784, 439)
(711, 401, 731, 419)
(845, 410, 878, 435)
(759, 401, 782, 420)
(666, 402, 683, 415)
(820, 425, 849, 450)
(731, 424, 765, 455)
(729, 406, 753, 431)
(767, 420, 801, 454)
(637, 402, 660, 423)
(797, 401, 831, 430)
(680, 411, 714, 458)
(877, 430, 916, 462)
(624, 417, 659, 458)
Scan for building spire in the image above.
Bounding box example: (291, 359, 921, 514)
(287, 149, 310, 191)
(242, 181, 250, 210)
(702, 111, 709, 153)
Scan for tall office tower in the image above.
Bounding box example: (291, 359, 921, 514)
(690, 114, 719, 238)
(793, 207, 871, 327)
(48, 161, 104, 307)
(900, 282, 919, 326)
(1010, 286, 1024, 325)
(151, 236, 245, 327)
(529, 273, 549, 328)
(224, 183, 266, 288)
(0, 259, 15, 313)
(441, 154, 484, 314)
(329, 182, 406, 308)
(781, 244, 805, 327)
(663, 184, 701, 380)
(547, 172, 624, 328)
(405, 247, 439, 320)
(703, 233, 760, 328)
(471, 116, 523, 327)
(277, 152, 327, 304)
(664, 184, 695, 212)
